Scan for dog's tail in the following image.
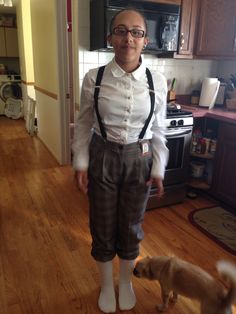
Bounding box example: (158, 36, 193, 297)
(217, 260, 236, 307)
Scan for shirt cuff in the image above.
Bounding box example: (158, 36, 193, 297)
(72, 152, 89, 171)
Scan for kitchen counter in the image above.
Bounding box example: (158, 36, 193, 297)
(181, 104, 236, 124)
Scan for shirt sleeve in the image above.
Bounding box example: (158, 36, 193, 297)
(72, 70, 95, 171)
(150, 71, 169, 179)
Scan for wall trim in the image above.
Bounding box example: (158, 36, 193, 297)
(21, 80, 35, 85)
(34, 85, 58, 100)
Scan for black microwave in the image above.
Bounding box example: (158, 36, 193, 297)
(90, 0, 181, 54)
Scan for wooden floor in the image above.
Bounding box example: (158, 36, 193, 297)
(0, 116, 236, 314)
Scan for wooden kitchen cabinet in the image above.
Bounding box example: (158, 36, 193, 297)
(0, 28, 5, 56)
(175, 0, 199, 58)
(196, 0, 236, 58)
(188, 117, 218, 190)
(5, 27, 19, 57)
(211, 122, 236, 208)
(0, 27, 19, 57)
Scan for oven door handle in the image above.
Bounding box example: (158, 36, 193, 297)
(165, 128, 192, 138)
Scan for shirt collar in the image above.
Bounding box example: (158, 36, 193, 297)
(110, 57, 146, 80)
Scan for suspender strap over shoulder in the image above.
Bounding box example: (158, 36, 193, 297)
(94, 65, 155, 141)
(94, 65, 107, 139)
(138, 67, 155, 140)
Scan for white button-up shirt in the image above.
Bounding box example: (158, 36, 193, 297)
(72, 58, 169, 179)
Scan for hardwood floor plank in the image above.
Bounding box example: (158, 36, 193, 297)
(0, 117, 236, 313)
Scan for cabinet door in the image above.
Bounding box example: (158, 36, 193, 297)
(5, 27, 19, 57)
(196, 0, 236, 57)
(176, 0, 198, 57)
(0, 28, 7, 57)
(212, 123, 236, 208)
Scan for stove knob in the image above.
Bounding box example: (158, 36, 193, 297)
(178, 119, 184, 126)
(170, 120, 176, 126)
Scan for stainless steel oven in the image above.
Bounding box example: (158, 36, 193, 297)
(146, 107, 193, 209)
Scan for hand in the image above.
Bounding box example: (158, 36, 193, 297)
(74, 170, 88, 194)
(153, 177, 164, 199)
(147, 177, 164, 199)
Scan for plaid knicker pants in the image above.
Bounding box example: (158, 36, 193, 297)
(88, 133, 152, 262)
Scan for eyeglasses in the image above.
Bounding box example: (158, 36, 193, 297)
(112, 27, 145, 38)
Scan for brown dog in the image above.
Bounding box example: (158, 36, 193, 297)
(133, 256, 236, 313)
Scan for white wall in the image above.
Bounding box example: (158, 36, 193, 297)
(29, 0, 71, 165)
(217, 61, 236, 80)
(16, 0, 35, 115)
(76, 0, 219, 104)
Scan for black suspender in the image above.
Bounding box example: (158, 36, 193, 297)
(139, 68, 155, 140)
(94, 65, 107, 139)
(93, 65, 155, 141)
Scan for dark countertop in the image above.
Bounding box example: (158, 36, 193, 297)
(181, 104, 236, 125)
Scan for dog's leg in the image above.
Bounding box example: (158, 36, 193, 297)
(170, 291, 178, 303)
(156, 286, 170, 312)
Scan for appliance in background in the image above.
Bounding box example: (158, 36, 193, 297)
(146, 104, 193, 210)
(90, 0, 180, 54)
(215, 82, 227, 107)
(25, 96, 37, 135)
(0, 74, 22, 115)
(198, 78, 220, 109)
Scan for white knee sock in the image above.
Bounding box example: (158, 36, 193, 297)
(118, 258, 136, 310)
(97, 261, 116, 313)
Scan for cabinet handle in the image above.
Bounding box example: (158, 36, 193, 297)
(180, 33, 185, 50)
